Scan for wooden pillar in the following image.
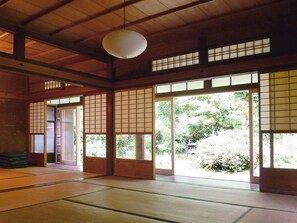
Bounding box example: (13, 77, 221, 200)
(106, 90, 114, 175)
(198, 36, 208, 66)
(13, 30, 25, 60)
(135, 135, 145, 160)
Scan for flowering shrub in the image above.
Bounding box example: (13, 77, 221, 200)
(196, 130, 250, 173)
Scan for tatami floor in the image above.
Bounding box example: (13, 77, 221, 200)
(0, 167, 297, 223)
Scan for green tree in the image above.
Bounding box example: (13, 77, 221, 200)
(174, 92, 249, 153)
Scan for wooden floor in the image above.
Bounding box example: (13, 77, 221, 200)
(0, 167, 297, 223)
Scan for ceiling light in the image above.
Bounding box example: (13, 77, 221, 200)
(102, 0, 147, 59)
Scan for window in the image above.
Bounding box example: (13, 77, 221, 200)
(47, 96, 81, 105)
(31, 135, 44, 153)
(155, 80, 204, 94)
(152, 52, 199, 72)
(45, 81, 61, 90)
(208, 38, 270, 62)
(273, 133, 297, 169)
(116, 134, 152, 160)
(85, 134, 106, 157)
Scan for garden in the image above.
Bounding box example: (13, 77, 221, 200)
(155, 91, 254, 181)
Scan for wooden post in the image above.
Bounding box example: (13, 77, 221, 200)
(13, 30, 25, 60)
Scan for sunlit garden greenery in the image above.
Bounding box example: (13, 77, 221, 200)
(156, 91, 252, 174)
(85, 134, 106, 157)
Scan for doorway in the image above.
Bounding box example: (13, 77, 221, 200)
(155, 90, 259, 183)
(55, 106, 83, 168)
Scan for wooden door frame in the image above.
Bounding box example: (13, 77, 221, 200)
(58, 105, 82, 166)
(249, 88, 260, 183)
(155, 97, 175, 175)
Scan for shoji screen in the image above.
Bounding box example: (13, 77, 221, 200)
(29, 101, 46, 166)
(114, 87, 154, 179)
(29, 102, 45, 134)
(114, 87, 153, 134)
(83, 93, 107, 174)
(260, 70, 297, 131)
(260, 69, 297, 195)
(84, 93, 107, 134)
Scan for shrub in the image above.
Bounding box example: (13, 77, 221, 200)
(196, 130, 250, 173)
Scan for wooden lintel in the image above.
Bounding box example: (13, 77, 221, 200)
(113, 54, 297, 89)
(29, 86, 96, 101)
(0, 54, 112, 89)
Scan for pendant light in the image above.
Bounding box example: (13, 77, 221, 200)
(102, 0, 147, 59)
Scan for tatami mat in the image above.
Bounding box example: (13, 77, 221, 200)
(0, 170, 32, 180)
(0, 171, 100, 191)
(0, 182, 108, 211)
(1, 168, 297, 223)
(0, 200, 162, 223)
(84, 176, 297, 213)
(238, 208, 297, 223)
(69, 188, 249, 223)
(5, 167, 68, 175)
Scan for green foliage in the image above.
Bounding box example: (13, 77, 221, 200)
(155, 101, 172, 154)
(273, 134, 297, 168)
(174, 92, 249, 153)
(116, 135, 136, 158)
(196, 130, 250, 173)
(85, 134, 106, 157)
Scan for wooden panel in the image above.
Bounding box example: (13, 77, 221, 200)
(28, 153, 45, 166)
(114, 159, 154, 179)
(0, 73, 28, 153)
(0, 99, 27, 153)
(83, 157, 107, 174)
(261, 168, 297, 195)
(0, 71, 28, 95)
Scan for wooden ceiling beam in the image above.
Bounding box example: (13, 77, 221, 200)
(0, 0, 10, 8)
(0, 53, 112, 89)
(21, 0, 75, 26)
(0, 19, 111, 62)
(49, 0, 144, 36)
(75, 0, 213, 43)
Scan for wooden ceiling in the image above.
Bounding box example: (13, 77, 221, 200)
(0, 0, 296, 82)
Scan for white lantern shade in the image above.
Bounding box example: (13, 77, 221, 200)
(102, 30, 147, 59)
